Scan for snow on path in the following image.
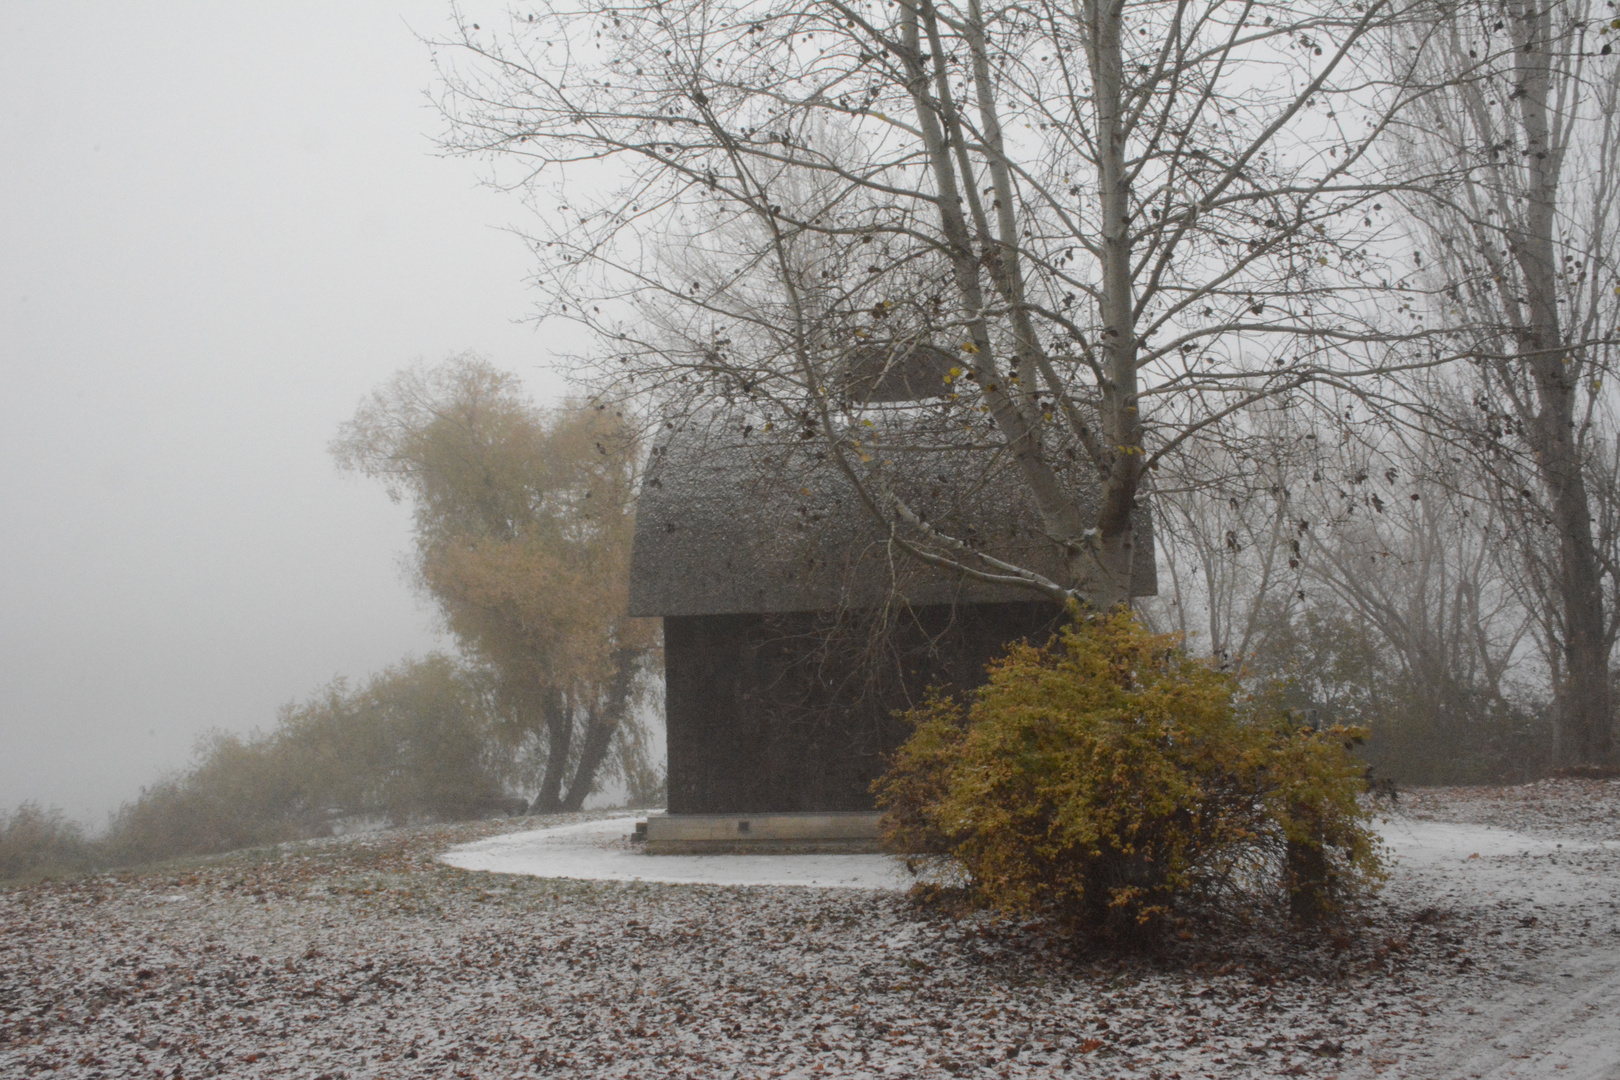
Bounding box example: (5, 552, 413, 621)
(1379, 815, 1617, 861)
(1351, 810, 1620, 1080)
(441, 814, 913, 889)
(444, 808, 1613, 893)
(1436, 947, 1620, 1080)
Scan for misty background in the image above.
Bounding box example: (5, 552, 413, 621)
(0, 1, 570, 823)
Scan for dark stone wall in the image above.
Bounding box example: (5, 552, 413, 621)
(662, 601, 1064, 814)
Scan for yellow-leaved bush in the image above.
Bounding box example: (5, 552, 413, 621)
(875, 610, 1383, 938)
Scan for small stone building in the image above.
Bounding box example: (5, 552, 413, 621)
(627, 391, 1156, 835)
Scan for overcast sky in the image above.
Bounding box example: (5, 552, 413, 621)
(0, 2, 578, 823)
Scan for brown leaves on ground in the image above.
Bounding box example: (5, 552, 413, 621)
(3, 781, 1615, 1078)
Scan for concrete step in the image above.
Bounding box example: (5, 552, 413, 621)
(638, 811, 885, 854)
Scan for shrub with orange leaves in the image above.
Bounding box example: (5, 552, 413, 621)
(875, 609, 1382, 940)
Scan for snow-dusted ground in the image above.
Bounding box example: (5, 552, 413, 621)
(1350, 785, 1620, 1080)
(2, 780, 1616, 1078)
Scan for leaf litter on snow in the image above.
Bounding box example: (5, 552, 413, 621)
(2, 784, 1616, 1078)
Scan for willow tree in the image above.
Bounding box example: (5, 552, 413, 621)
(332, 356, 657, 811)
(1390, 0, 1620, 765)
(434, 0, 1440, 611)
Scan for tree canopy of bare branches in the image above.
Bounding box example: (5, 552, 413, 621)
(433, 0, 1436, 609)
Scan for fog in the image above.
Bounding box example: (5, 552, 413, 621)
(0, 2, 572, 824)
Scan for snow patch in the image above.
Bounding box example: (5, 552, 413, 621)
(441, 814, 913, 890)
(1378, 816, 1613, 862)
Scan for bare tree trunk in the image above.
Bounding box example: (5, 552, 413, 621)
(528, 686, 573, 815)
(1506, 0, 1612, 764)
(1082, 0, 1143, 610)
(1395, 0, 1617, 766)
(897, 0, 1111, 603)
(560, 649, 639, 812)
(1530, 339, 1612, 762)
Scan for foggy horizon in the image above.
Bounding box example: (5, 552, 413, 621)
(1, 2, 575, 824)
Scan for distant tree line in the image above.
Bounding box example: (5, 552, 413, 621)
(1, 657, 490, 881)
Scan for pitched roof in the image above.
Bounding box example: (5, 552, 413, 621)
(628, 409, 1156, 617)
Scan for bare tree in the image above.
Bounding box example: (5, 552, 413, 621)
(1301, 427, 1546, 776)
(1145, 388, 1549, 778)
(433, 0, 1437, 610)
(1144, 405, 1317, 666)
(1390, 0, 1620, 764)
(1304, 449, 1530, 715)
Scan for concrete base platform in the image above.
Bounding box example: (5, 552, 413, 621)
(639, 811, 885, 854)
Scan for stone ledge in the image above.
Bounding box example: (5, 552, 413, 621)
(640, 811, 885, 854)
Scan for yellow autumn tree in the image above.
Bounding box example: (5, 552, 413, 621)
(333, 355, 657, 811)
